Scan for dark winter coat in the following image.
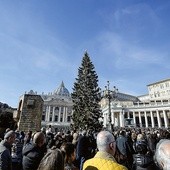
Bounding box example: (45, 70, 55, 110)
(76, 135, 91, 169)
(116, 135, 133, 157)
(147, 134, 157, 154)
(76, 135, 91, 159)
(132, 153, 157, 170)
(22, 143, 45, 170)
(0, 140, 12, 170)
(116, 135, 134, 169)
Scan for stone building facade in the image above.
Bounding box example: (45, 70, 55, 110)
(41, 81, 73, 131)
(101, 79, 170, 128)
(13, 92, 43, 132)
(14, 78, 170, 131)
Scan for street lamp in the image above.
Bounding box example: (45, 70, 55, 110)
(101, 81, 118, 131)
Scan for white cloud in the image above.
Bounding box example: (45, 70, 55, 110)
(113, 3, 160, 28)
(95, 31, 164, 69)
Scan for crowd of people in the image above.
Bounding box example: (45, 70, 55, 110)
(0, 125, 170, 170)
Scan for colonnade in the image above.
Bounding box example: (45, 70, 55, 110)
(43, 105, 170, 129)
(129, 109, 170, 128)
(43, 105, 71, 123)
(104, 107, 170, 128)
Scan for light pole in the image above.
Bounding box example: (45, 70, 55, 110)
(101, 81, 118, 132)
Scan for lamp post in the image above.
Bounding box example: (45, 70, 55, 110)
(101, 81, 118, 132)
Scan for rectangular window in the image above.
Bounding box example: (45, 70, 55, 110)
(50, 106, 53, 113)
(50, 117, 52, 121)
(165, 82, 169, 87)
(163, 100, 168, 104)
(55, 115, 58, 122)
(67, 116, 71, 122)
(60, 113, 63, 122)
(42, 115, 45, 121)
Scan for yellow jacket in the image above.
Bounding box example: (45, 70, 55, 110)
(83, 151, 128, 170)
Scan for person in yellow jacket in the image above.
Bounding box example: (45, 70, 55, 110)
(83, 130, 127, 170)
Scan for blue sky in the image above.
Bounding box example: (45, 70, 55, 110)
(0, 0, 170, 108)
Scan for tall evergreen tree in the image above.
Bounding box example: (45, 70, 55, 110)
(71, 52, 103, 131)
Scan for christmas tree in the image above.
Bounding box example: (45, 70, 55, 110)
(71, 52, 103, 131)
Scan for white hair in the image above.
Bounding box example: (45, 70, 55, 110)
(155, 139, 170, 170)
(97, 130, 115, 151)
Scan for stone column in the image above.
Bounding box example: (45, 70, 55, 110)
(112, 110, 115, 127)
(119, 111, 123, 127)
(163, 110, 168, 128)
(65, 107, 68, 123)
(45, 106, 48, 121)
(58, 107, 61, 123)
(120, 109, 125, 127)
(114, 113, 118, 127)
(139, 112, 142, 127)
(48, 105, 51, 122)
(52, 106, 55, 122)
(127, 112, 130, 119)
(150, 111, 155, 128)
(123, 109, 125, 127)
(144, 111, 148, 128)
(133, 111, 136, 126)
(156, 110, 162, 128)
(62, 107, 65, 122)
(63, 107, 66, 122)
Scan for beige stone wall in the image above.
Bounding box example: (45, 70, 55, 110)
(16, 94, 43, 132)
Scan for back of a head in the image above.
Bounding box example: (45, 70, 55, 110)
(33, 132, 45, 146)
(136, 143, 148, 154)
(137, 134, 144, 141)
(4, 130, 15, 140)
(60, 142, 75, 163)
(97, 130, 114, 151)
(61, 142, 75, 157)
(119, 130, 126, 136)
(41, 127, 46, 132)
(37, 148, 64, 170)
(155, 139, 170, 170)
